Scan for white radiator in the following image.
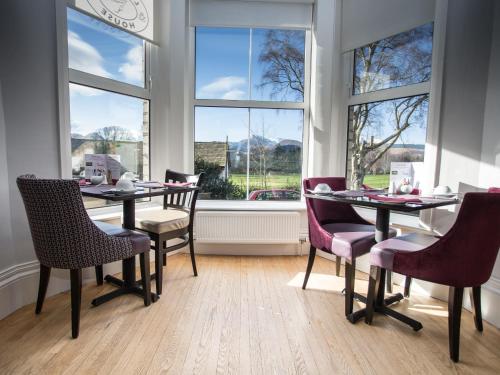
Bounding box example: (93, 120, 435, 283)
(195, 211, 300, 244)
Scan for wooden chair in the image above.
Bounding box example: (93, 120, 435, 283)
(134, 170, 203, 294)
(17, 175, 152, 338)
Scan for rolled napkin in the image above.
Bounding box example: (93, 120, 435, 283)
(366, 194, 421, 203)
(163, 182, 193, 188)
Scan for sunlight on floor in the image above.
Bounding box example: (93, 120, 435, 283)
(287, 272, 369, 293)
(409, 303, 448, 317)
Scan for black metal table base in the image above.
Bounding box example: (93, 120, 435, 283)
(346, 292, 422, 331)
(91, 275, 159, 307)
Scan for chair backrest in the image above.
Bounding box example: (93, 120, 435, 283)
(394, 192, 500, 287)
(303, 177, 369, 226)
(163, 170, 204, 228)
(16, 175, 133, 269)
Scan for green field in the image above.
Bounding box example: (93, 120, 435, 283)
(363, 174, 390, 188)
(229, 173, 301, 190)
(228, 173, 390, 190)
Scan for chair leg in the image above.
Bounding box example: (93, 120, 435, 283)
(335, 255, 341, 276)
(95, 265, 103, 286)
(70, 269, 82, 339)
(35, 265, 51, 314)
(365, 266, 381, 325)
(404, 276, 412, 298)
(386, 270, 393, 293)
(155, 245, 163, 295)
(448, 286, 464, 362)
(302, 245, 316, 289)
(163, 241, 167, 266)
(470, 286, 483, 332)
(189, 232, 198, 277)
(140, 251, 152, 306)
(344, 259, 356, 317)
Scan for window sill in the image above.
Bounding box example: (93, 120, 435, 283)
(197, 200, 306, 211)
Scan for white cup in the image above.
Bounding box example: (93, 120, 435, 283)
(115, 179, 135, 191)
(90, 175, 104, 185)
(433, 185, 452, 195)
(313, 183, 332, 193)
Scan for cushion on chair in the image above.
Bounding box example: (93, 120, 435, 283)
(93, 220, 150, 255)
(323, 223, 397, 261)
(135, 208, 190, 234)
(370, 233, 439, 270)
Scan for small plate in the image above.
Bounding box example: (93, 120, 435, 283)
(103, 188, 141, 195)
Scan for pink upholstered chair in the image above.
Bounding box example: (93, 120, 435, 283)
(303, 177, 395, 318)
(366, 192, 500, 362)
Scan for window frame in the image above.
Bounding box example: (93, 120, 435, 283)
(56, 0, 152, 181)
(190, 25, 312, 202)
(341, 20, 444, 196)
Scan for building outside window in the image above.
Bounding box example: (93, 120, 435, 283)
(66, 8, 150, 208)
(194, 27, 307, 201)
(346, 23, 433, 190)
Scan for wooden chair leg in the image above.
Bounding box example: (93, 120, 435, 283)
(448, 286, 464, 362)
(95, 265, 103, 286)
(404, 276, 412, 298)
(162, 241, 167, 266)
(344, 260, 356, 317)
(302, 245, 316, 289)
(335, 255, 341, 276)
(365, 266, 381, 325)
(470, 286, 483, 332)
(35, 265, 51, 314)
(70, 269, 82, 339)
(140, 251, 152, 306)
(189, 233, 198, 277)
(155, 246, 163, 295)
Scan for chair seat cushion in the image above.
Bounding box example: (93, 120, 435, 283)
(93, 220, 150, 255)
(135, 208, 190, 234)
(370, 233, 439, 270)
(323, 223, 397, 261)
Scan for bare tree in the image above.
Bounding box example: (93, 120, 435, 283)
(89, 126, 136, 154)
(258, 23, 432, 189)
(257, 30, 305, 101)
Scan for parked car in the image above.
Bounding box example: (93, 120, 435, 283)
(248, 189, 301, 201)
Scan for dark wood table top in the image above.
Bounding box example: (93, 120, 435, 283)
(80, 184, 199, 201)
(304, 193, 460, 212)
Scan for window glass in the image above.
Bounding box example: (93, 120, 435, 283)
(195, 27, 250, 100)
(251, 29, 305, 102)
(248, 109, 303, 200)
(194, 107, 249, 200)
(67, 8, 145, 87)
(346, 94, 429, 190)
(353, 23, 433, 95)
(69, 84, 149, 207)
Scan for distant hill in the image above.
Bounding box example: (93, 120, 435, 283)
(229, 136, 301, 152)
(392, 143, 425, 150)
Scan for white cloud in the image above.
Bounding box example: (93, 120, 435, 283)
(68, 31, 112, 79)
(70, 84, 102, 97)
(118, 45, 144, 83)
(198, 76, 247, 99)
(222, 90, 247, 100)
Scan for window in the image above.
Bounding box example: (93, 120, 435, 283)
(346, 23, 433, 190)
(66, 8, 150, 208)
(194, 27, 307, 200)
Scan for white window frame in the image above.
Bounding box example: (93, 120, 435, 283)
(339, 4, 448, 199)
(55, 0, 152, 180)
(189, 25, 312, 203)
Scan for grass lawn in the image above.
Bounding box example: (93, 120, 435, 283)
(363, 174, 390, 189)
(229, 173, 301, 190)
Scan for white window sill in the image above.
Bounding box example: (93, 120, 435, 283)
(196, 200, 306, 211)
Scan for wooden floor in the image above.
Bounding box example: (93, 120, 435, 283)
(1, 254, 500, 374)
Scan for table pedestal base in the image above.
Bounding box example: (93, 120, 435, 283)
(91, 274, 159, 307)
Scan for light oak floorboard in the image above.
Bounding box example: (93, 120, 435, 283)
(0, 254, 500, 374)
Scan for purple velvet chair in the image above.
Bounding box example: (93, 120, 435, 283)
(303, 177, 395, 318)
(365, 192, 500, 362)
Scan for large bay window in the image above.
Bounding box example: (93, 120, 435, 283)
(194, 27, 308, 201)
(64, 7, 151, 208)
(346, 23, 433, 190)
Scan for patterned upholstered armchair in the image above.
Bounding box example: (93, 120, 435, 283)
(17, 175, 152, 338)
